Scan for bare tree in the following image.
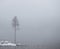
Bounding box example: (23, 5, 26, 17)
(12, 16, 19, 44)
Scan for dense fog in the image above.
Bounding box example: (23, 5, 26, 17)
(0, 0, 60, 46)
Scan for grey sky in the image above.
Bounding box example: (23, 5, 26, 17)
(0, 0, 60, 45)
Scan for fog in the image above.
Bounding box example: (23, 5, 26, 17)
(0, 0, 60, 45)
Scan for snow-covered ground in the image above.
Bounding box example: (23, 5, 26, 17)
(0, 41, 16, 46)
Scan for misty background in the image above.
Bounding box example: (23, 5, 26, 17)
(0, 0, 60, 46)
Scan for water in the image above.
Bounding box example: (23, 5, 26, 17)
(0, 46, 38, 49)
(0, 46, 29, 49)
(0, 45, 59, 49)
(0, 45, 42, 49)
(0, 46, 27, 49)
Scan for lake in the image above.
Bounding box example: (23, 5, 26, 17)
(0, 45, 59, 49)
(0, 46, 38, 49)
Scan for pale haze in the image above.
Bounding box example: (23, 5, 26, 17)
(0, 0, 60, 45)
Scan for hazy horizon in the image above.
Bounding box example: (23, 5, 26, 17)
(0, 0, 60, 45)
